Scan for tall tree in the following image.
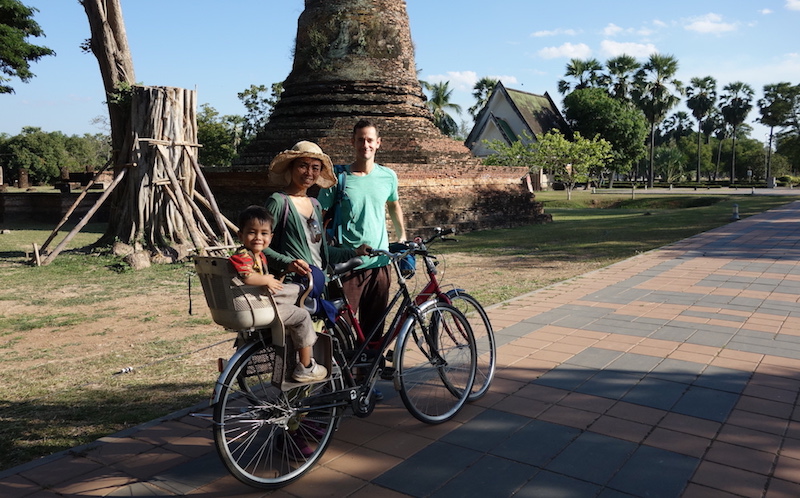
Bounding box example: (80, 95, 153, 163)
(557, 58, 603, 95)
(468, 77, 498, 120)
(686, 76, 717, 182)
(425, 81, 462, 137)
(237, 82, 283, 142)
(603, 54, 640, 101)
(0, 0, 55, 94)
(80, 0, 231, 264)
(758, 82, 797, 185)
(532, 130, 612, 199)
(660, 111, 693, 143)
(720, 81, 754, 183)
(631, 53, 683, 187)
(563, 87, 647, 184)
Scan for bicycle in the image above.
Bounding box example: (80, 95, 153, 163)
(333, 227, 496, 401)
(193, 247, 478, 489)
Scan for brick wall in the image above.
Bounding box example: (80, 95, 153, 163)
(0, 192, 110, 224)
(204, 163, 549, 236)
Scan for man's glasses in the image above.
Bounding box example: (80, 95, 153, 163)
(307, 217, 322, 243)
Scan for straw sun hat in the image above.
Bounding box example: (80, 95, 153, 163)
(268, 141, 336, 189)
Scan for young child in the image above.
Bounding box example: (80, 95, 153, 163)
(229, 205, 327, 383)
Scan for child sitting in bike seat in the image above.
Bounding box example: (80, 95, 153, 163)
(229, 205, 328, 383)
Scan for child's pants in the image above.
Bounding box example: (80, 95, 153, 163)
(271, 283, 316, 349)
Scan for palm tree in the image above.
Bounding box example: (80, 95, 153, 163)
(708, 113, 728, 181)
(468, 77, 499, 120)
(557, 58, 603, 95)
(758, 82, 797, 186)
(425, 81, 463, 137)
(661, 111, 693, 143)
(631, 53, 683, 187)
(604, 54, 640, 101)
(686, 76, 717, 183)
(720, 81, 754, 184)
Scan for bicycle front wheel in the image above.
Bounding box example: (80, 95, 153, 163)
(213, 340, 342, 489)
(445, 290, 496, 401)
(395, 302, 476, 424)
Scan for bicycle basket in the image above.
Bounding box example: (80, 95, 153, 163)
(389, 242, 416, 278)
(193, 256, 278, 331)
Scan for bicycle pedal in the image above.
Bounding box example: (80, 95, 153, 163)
(380, 366, 396, 381)
(385, 349, 394, 363)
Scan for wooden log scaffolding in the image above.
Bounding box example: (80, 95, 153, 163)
(37, 86, 236, 266)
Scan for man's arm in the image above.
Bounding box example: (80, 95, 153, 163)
(387, 200, 406, 243)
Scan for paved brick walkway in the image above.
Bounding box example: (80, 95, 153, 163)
(3, 200, 800, 497)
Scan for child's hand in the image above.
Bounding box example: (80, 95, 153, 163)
(355, 243, 371, 256)
(263, 274, 284, 294)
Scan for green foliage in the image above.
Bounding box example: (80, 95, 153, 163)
(481, 132, 538, 167)
(563, 87, 647, 175)
(196, 103, 239, 167)
(237, 83, 282, 140)
(0, 127, 111, 184)
(0, 0, 55, 94)
(483, 130, 612, 190)
(557, 58, 603, 94)
(537, 130, 612, 189)
(423, 81, 462, 137)
(469, 77, 498, 120)
(654, 142, 687, 183)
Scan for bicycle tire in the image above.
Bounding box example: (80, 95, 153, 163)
(331, 317, 356, 358)
(213, 340, 342, 489)
(444, 290, 496, 401)
(394, 302, 476, 424)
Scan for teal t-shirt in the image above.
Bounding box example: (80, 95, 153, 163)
(318, 164, 399, 270)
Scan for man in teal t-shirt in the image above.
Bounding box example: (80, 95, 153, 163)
(319, 119, 406, 341)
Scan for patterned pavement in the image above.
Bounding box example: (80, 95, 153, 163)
(2, 200, 800, 497)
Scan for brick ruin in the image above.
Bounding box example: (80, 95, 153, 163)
(221, 0, 548, 233)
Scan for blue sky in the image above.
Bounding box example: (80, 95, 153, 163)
(3, 1, 799, 142)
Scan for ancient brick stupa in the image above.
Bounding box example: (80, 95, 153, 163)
(237, 0, 475, 167)
(226, 0, 546, 233)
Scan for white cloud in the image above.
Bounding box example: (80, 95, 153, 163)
(531, 28, 578, 37)
(537, 42, 592, 60)
(489, 75, 519, 85)
(760, 9, 773, 14)
(787, 0, 800, 11)
(600, 40, 658, 58)
(425, 71, 478, 91)
(683, 13, 738, 34)
(602, 23, 623, 36)
(653, 19, 668, 28)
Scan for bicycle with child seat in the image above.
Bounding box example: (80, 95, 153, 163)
(332, 227, 496, 402)
(194, 241, 478, 489)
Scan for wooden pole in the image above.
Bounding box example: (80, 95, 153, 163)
(152, 144, 206, 251)
(184, 145, 235, 246)
(39, 158, 114, 253)
(193, 191, 238, 233)
(41, 168, 127, 266)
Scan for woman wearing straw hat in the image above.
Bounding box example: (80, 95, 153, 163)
(263, 141, 369, 281)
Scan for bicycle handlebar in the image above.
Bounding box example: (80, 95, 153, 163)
(364, 227, 458, 262)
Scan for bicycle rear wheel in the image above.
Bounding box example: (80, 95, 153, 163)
(444, 290, 495, 401)
(213, 340, 342, 489)
(395, 302, 476, 424)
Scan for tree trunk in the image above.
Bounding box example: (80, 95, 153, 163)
(730, 126, 737, 184)
(111, 86, 226, 260)
(81, 0, 233, 263)
(648, 123, 655, 188)
(81, 0, 135, 156)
